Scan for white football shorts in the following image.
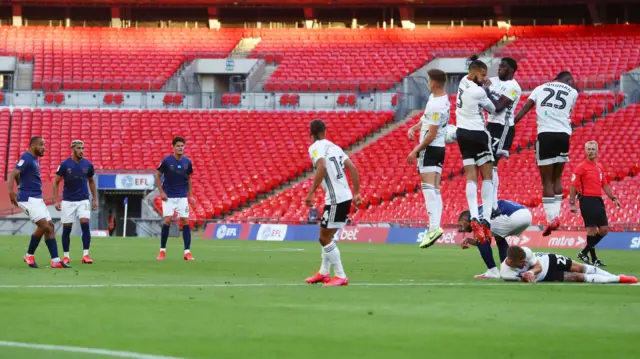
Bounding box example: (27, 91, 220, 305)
(162, 197, 189, 218)
(18, 197, 52, 223)
(61, 199, 91, 224)
(491, 208, 532, 238)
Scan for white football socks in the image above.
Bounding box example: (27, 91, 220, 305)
(319, 248, 330, 275)
(323, 241, 346, 278)
(481, 180, 494, 220)
(584, 274, 620, 283)
(83, 249, 89, 256)
(555, 194, 563, 218)
(543, 197, 555, 222)
(466, 181, 479, 219)
(422, 183, 440, 230)
(492, 167, 499, 210)
(435, 189, 443, 230)
(583, 264, 613, 277)
(64, 251, 70, 259)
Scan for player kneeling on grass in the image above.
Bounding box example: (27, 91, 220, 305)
(305, 120, 362, 287)
(53, 140, 98, 265)
(500, 246, 637, 284)
(458, 200, 532, 279)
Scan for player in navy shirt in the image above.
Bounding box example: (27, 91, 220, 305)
(457, 199, 532, 279)
(53, 140, 98, 265)
(154, 136, 194, 261)
(7, 136, 70, 269)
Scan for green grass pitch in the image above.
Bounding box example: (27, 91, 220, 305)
(0, 236, 639, 359)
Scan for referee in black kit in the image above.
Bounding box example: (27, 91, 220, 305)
(569, 141, 621, 267)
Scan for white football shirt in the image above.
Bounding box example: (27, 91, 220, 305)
(487, 77, 522, 126)
(455, 76, 496, 131)
(308, 139, 353, 206)
(420, 94, 451, 148)
(500, 247, 550, 282)
(528, 81, 578, 135)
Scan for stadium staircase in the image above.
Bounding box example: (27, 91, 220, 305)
(222, 109, 421, 221)
(232, 92, 633, 226)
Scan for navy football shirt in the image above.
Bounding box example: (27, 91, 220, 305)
(56, 158, 95, 201)
(15, 152, 43, 202)
(478, 200, 525, 219)
(157, 155, 193, 198)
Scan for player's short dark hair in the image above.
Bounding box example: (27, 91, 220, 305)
(468, 55, 487, 71)
(507, 246, 526, 262)
(554, 71, 573, 81)
(501, 57, 518, 72)
(310, 120, 326, 137)
(458, 210, 471, 221)
(172, 136, 185, 146)
(29, 136, 43, 146)
(427, 69, 447, 84)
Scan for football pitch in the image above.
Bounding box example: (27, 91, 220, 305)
(0, 236, 639, 359)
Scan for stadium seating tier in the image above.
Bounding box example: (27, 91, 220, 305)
(6, 109, 393, 221)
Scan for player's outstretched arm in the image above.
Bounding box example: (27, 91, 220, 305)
(514, 99, 535, 125)
(344, 159, 361, 207)
(7, 169, 21, 207)
(306, 158, 326, 207)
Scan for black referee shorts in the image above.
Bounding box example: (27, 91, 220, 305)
(579, 196, 608, 227)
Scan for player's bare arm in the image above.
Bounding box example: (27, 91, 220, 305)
(306, 158, 326, 207)
(7, 168, 21, 207)
(407, 121, 421, 141)
(478, 90, 496, 114)
(88, 176, 98, 210)
(187, 175, 193, 199)
(522, 260, 543, 283)
(514, 99, 535, 125)
(490, 94, 514, 114)
(602, 184, 620, 208)
(155, 171, 168, 201)
(407, 123, 438, 164)
(53, 175, 63, 211)
(460, 237, 477, 248)
(344, 158, 362, 207)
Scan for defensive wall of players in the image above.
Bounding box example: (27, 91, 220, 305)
(203, 222, 640, 251)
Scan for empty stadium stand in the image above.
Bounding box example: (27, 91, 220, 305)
(499, 24, 640, 90)
(250, 28, 506, 92)
(5, 109, 392, 220)
(0, 27, 242, 91)
(231, 93, 628, 225)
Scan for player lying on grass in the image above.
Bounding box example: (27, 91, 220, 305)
(457, 200, 532, 279)
(500, 246, 637, 284)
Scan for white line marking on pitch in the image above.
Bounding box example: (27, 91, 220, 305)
(0, 282, 637, 289)
(0, 340, 183, 359)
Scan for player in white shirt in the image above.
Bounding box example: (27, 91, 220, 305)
(304, 120, 362, 287)
(406, 69, 450, 248)
(514, 71, 579, 237)
(485, 58, 522, 214)
(500, 246, 637, 284)
(455, 55, 496, 244)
